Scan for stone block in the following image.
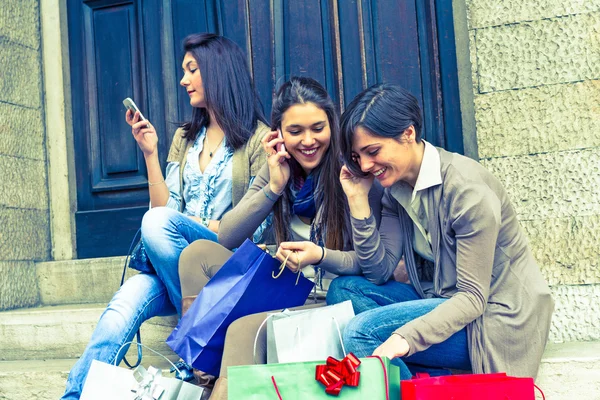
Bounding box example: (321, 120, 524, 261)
(0, 41, 42, 108)
(523, 215, 600, 285)
(549, 284, 600, 342)
(481, 148, 600, 221)
(36, 256, 134, 305)
(0, 102, 45, 160)
(0, 0, 40, 49)
(469, 29, 479, 93)
(467, 0, 600, 29)
(0, 304, 177, 360)
(0, 155, 48, 210)
(0, 207, 50, 261)
(475, 80, 600, 158)
(476, 12, 600, 92)
(0, 261, 39, 311)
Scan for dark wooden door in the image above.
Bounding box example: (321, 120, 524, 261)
(68, 0, 462, 258)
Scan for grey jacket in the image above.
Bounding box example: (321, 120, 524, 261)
(351, 148, 554, 379)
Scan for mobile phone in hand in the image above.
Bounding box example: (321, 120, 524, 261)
(123, 97, 147, 121)
(276, 128, 286, 153)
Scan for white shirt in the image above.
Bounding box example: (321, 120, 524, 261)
(390, 140, 442, 261)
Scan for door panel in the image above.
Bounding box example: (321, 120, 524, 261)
(69, 0, 462, 258)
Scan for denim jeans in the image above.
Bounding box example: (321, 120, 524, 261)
(326, 276, 471, 380)
(61, 207, 217, 399)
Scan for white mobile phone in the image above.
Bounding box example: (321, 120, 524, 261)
(123, 97, 147, 121)
(276, 128, 286, 153)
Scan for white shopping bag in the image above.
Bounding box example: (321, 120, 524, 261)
(80, 342, 204, 400)
(267, 300, 355, 364)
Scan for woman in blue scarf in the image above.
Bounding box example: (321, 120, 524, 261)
(177, 77, 383, 399)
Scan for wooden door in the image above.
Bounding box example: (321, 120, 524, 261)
(68, 0, 462, 258)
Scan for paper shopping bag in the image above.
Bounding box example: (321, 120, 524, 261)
(80, 360, 204, 400)
(401, 372, 541, 400)
(267, 300, 355, 363)
(166, 239, 314, 376)
(228, 355, 400, 399)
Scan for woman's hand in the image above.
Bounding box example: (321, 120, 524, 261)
(262, 130, 291, 194)
(340, 165, 373, 219)
(277, 241, 324, 271)
(126, 109, 158, 157)
(372, 334, 410, 360)
(340, 165, 373, 200)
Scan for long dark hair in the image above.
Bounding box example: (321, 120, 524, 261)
(270, 77, 347, 250)
(340, 84, 422, 176)
(181, 33, 266, 149)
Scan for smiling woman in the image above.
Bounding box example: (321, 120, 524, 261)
(329, 83, 554, 382)
(176, 76, 385, 399)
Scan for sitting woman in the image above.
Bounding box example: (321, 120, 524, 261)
(61, 33, 269, 400)
(177, 76, 383, 399)
(327, 83, 554, 380)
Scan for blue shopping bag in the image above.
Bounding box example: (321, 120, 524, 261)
(166, 239, 314, 376)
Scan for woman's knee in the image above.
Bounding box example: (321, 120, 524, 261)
(342, 311, 376, 354)
(326, 276, 371, 305)
(141, 207, 178, 238)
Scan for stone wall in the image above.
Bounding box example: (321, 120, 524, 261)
(0, 0, 48, 310)
(466, 0, 600, 341)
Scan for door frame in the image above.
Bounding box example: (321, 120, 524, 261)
(43, 0, 477, 260)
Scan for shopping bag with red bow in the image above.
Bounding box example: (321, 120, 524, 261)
(228, 354, 400, 399)
(401, 372, 545, 400)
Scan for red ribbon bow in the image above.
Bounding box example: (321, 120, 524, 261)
(315, 353, 361, 396)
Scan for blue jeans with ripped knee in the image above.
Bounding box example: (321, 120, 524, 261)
(326, 276, 471, 380)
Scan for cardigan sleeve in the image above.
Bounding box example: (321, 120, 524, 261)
(249, 123, 270, 177)
(319, 183, 388, 279)
(347, 190, 405, 284)
(218, 163, 279, 249)
(394, 179, 500, 357)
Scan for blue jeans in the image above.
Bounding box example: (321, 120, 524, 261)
(61, 207, 217, 399)
(326, 276, 471, 380)
(141, 207, 217, 315)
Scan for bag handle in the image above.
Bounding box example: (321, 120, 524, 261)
(272, 251, 302, 285)
(253, 313, 275, 364)
(120, 229, 143, 369)
(534, 384, 545, 400)
(114, 341, 183, 379)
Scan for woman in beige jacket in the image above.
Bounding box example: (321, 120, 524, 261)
(323, 83, 554, 380)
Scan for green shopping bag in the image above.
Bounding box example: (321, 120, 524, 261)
(228, 355, 400, 399)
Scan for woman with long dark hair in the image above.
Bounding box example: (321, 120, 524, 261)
(61, 33, 269, 399)
(327, 83, 554, 380)
(176, 77, 383, 399)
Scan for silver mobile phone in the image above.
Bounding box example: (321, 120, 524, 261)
(123, 97, 147, 121)
(276, 128, 286, 153)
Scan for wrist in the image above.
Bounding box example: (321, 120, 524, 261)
(315, 246, 325, 265)
(144, 150, 159, 161)
(269, 182, 284, 196)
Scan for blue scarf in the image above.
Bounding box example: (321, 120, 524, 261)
(290, 173, 317, 219)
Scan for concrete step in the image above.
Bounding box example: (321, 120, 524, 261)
(0, 342, 598, 400)
(36, 257, 130, 306)
(536, 341, 600, 400)
(0, 304, 178, 361)
(35, 257, 600, 345)
(0, 356, 177, 400)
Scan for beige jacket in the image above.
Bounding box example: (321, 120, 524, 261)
(351, 148, 554, 379)
(166, 122, 270, 212)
